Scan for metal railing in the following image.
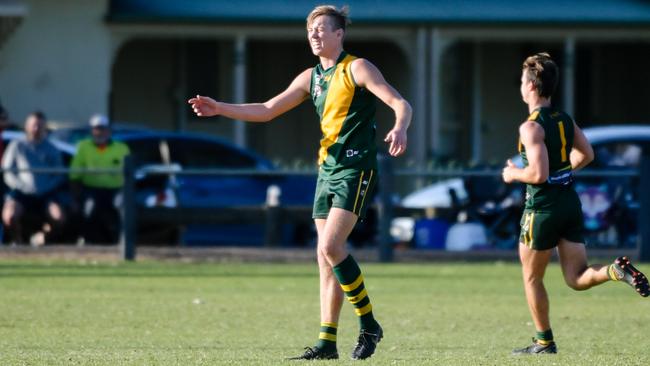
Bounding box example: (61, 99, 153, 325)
(1, 153, 648, 262)
(376, 154, 650, 262)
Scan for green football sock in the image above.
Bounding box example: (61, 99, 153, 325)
(536, 329, 554, 344)
(333, 255, 379, 331)
(316, 322, 337, 351)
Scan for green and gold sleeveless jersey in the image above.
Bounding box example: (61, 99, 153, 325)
(310, 51, 377, 179)
(519, 107, 575, 209)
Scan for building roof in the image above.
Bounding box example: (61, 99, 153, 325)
(108, 0, 650, 25)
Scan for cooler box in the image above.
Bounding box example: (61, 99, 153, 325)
(413, 218, 449, 249)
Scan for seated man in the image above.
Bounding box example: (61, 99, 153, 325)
(0, 105, 10, 157)
(2, 111, 66, 244)
(69, 114, 130, 244)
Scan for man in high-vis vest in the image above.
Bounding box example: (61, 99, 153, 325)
(69, 114, 130, 244)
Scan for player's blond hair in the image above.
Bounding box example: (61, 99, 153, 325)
(523, 52, 559, 98)
(306, 5, 351, 31)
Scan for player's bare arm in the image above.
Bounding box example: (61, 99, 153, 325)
(188, 68, 312, 122)
(351, 58, 411, 157)
(569, 122, 594, 171)
(503, 121, 548, 184)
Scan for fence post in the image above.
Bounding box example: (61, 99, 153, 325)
(120, 155, 136, 261)
(638, 153, 650, 262)
(377, 154, 394, 262)
(264, 184, 282, 247)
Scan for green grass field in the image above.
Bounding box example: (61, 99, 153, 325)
(0, 259, 648, 365)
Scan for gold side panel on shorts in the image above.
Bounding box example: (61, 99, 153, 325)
(352, 171, 365, 214)
(522, 212, 536, 248)
(527, 212, 536, 248)
(357, 170, 374, 213)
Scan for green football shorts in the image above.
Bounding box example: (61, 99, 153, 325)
(312, 169, 377, 219)
(519, 192, 585, 250)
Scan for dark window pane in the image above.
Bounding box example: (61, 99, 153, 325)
(185, 40, 219, 120)
(167, 138, 257, 169)
(123, 137, 163, 166)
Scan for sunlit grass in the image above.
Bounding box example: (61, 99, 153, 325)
(0, 260, 648, 365)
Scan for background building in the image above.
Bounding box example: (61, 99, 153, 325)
(1, 0, 649, 168)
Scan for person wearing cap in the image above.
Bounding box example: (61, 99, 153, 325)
(69, 114, 130, 244)
(2, 111, 66, 244)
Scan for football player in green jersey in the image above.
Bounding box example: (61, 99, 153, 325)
(503, 53, 648, 355)
(188, 5, 411, 360)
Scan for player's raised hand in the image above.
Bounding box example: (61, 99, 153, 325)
(187, 95, 220, 117)
(384, 127, 407, 157)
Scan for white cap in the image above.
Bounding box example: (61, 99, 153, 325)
(89, 114, 109, 128)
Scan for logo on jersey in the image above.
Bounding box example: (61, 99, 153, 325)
(346, 149, 359, 158)
(313, 79, 323, 98)
(313, 73, 331, 99)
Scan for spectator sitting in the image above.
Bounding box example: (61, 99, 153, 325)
(1, 111, 66, 245)
(69, 114, 130, 244)
(0, 104, 12, 196)
(0, 105, 9, 158)
(0, 104, 19, 160)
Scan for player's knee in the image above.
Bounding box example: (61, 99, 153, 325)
(316, 248, 330, 266)
(2, 210, 12, 226)
(567, 282, 589, 291)
(48, 203, 64, 222)
(2, 204, 20, 226)
(319, 242, 344, 263)
(564, 276, 589, 291)
(319, 243, 336, 259)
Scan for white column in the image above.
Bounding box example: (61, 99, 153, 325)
(563, 37, 576, 117)
(471, 41, 482, 163)
(413, 27, 428, 168)
(429, 29, 441, 156)
(429, 29, 451, 158)
(233, 34, 247, 147)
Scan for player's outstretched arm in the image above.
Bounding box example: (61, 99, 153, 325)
(569, 121, 594, 171)
(351, 59, 411, 157)
(188, 68, 312, 122)
(502, 121, 549, 184)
